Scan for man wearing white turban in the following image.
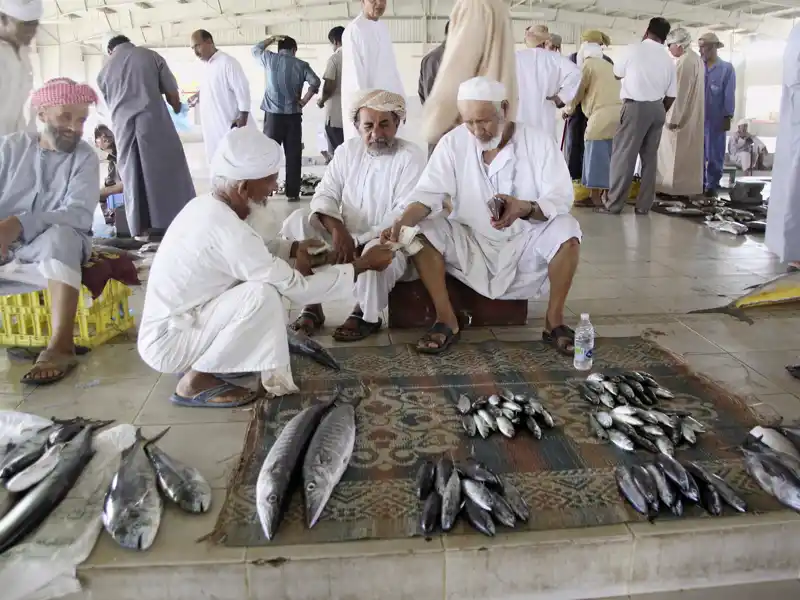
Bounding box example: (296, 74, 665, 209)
(656, 27, 705, 197)
(280, 89, 426, 341)
(384, 77, 581, 356)
(726, 119, 766, 175)
(138, 127, 394, 405)
(0, 0, 42, 135)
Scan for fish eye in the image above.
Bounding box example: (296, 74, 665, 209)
(306, 482, 316, 491)
(268, 494, 278, 504)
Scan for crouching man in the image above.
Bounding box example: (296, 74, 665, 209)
(0, 78, 100, 384)
(281, 89, 425, 341)
(138, 127, 393, 406)
(384, 77, 582, 355)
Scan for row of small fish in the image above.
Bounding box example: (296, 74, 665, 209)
(742, 426, 800, 512)
(256, 384, 368, 541)
(581, 370, 674, 410)
(616, 454, 747, 521)
(416, 456, 530, 537)
(102, 428, 212, 551)
(588, 405, 706, 456)
(456, 389, 556, 440)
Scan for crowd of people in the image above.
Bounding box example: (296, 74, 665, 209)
(0, 0, 798, 404)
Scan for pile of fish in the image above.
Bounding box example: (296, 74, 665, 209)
(580, 370, 674, 409)
(416, 456, 529, 537)
(616, 454, 747, 521)
(256, 385, 366, 541)
(102, 428, 212, 551)
(742, 426, 800, 512)
(654, 195, 767, 235)
(0, 418, 106, 555)
(588, 405, 706, 456)
(277, 173, 322, 197)
(455, 389, 557, 440)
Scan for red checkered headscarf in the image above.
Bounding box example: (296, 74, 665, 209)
(30, 78, 98, 110)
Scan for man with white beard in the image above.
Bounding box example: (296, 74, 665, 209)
(281, 90, 425, 341)
(515, 24, 580, 140)
(383, 77, 581, 355)
(340, 0, 405, 140)
(138, 127, 394, 405)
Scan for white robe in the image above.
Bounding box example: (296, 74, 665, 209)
(0, 42, 34, 136)
(515, 48, 580, 141)
(413, 123, 581, 300)
(138, 194, 357, 396)
(767, 24, 800, 263)
(281, 137, 426, 322)
(199, 51, 252, 165)
(340, 13, 406, 140)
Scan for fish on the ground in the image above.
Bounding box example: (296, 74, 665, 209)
(0, 425, 54, 480)
(460, 460, 501, 487)
(489, 490, 516, 527)
(608, 429, 634, 452)
(750, 427, 800, 460)
(743, 447, 800, 511)
(256, 401, 333, 541)
(683, 472, 701, 503)
(538, 407, 555, 428)
(103, 428, 169, 551)
(286, 327, 341, 371)
(457, 394, 472, 415)
(474, 414, 490, 439)
(696, 477, 723, 515)
(462, 479, 493, 511)
(779, 426, 800, 452)
(441, 471, 461, 532)
(416, 461, 435, 500)
(615, 466, 651, 518)
(595, 411, 613, 428)
(655, 454, 692, 497)
(500, 479, 529, 522)
(496, 416, 515, 438)
(685, 461, 747, 513)
(435, 458, 454, 496)
(631, 465, 659, 511)
(655, 436, 675, 457)
(420, 491, 441, 535)
(463, 497, 495, 537)
(0, 426, 95, 555)
(525, 415, 543, 439)
(145, 443, 212, 514)
(588, 414, 609, 442)
(5, 443, 63, 493)
(488, 394, 501, 406)
(477, 409, 496, 431)
(461, 415, 477, 437)
(645, 463, 676, 508)
(671, 497, 684, 516)
(303, 403, 356, 528)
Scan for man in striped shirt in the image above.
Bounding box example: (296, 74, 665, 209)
(252, 35, 321, 201)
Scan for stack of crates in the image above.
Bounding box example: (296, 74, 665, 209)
(0, 280, 135, 349)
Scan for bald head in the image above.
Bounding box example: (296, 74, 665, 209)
(191, 29, 216, 61)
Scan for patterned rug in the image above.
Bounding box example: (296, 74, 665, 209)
(209, 337, 781, 547)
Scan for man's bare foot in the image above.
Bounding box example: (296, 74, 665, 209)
(21, 347, 78, 385)
(175, 370, 254, 405)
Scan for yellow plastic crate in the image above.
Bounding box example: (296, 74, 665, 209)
(0, 280, 135, 349)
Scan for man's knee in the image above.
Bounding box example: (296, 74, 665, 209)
(415, 219, 450, 259)
(235, 281, 283, 317)
(39, 225, 84, 265)
(278, 207, 316, 242)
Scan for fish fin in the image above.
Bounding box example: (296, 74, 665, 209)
(137, 426, 171, 446)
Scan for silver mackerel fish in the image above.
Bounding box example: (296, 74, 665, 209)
(145, 443, 212, 514)
(303, 403, 356, 528)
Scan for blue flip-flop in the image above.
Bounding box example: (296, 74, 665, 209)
(170, 383, 258, 408)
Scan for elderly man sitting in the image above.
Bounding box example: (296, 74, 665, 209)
(0, 78, 100, 384)
(138, 127, 393, 406)
(281, 89, 426, 341)
(727, 119, 767, 175)
(384, 76, 581, 355)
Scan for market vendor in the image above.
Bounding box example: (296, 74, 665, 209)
(383, 76, 581, 355)
(281, 89, 425, 342)
(94, 124, 124, 220)
(0, 78, 100, 384)
(137, 126, 394, 406)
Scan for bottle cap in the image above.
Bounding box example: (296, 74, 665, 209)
(580, 313, 589, 320)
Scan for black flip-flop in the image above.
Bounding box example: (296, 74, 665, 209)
(290, 309, 325, 336)
(333, 315, 383, 342)
(170, 383, 259, 408)
(543, 325, 575, 356)
(416, 322, 460, 355)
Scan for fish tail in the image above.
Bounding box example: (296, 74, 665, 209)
(136, 426, 171, 445)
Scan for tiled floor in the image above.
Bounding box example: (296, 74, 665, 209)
(6, 197, 800, 597)
(614, 579, 800, 599)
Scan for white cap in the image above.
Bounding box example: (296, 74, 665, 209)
(210, 127, 282, 181)
(580, 313, 590, 319)
(0, 0, 43, 21)
(457, 76, 507, 103)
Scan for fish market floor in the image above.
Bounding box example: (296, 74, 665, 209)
(7, 198, 800, 599)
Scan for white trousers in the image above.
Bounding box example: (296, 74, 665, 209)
(416, 214, 582, 300)
(0, 225, 86, 293)
(732, 150, 753, 173)
(281, 207, 408, 323)
(137, 281, 298, 396)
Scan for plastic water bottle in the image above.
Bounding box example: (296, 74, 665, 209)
(573, 313, 595, 371)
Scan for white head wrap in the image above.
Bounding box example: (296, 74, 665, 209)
(577, 42, 603, 67)
(0, 0, 43, 21)
(665, 28, 692, 49)
(457, 77, 507, 102)
(737, 118, 749, 128)
(211, 127, 282, 181)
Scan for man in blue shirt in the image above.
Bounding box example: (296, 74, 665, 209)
(252, 35, 321, 201)
(698, 31, 735, 197)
